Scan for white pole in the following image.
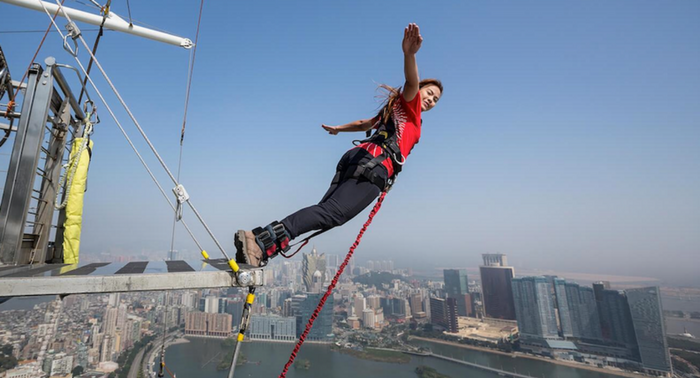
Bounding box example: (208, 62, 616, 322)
(1, 0, 193, 48)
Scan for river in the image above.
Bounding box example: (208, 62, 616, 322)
(163, 337, 628, 378)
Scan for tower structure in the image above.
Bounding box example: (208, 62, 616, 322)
(626, 287, 672, 376)
(302, 247, 327, 293)
(479, 254, 516, 320)
(511, 277, 558, 339)
(443, 269, 469, 316)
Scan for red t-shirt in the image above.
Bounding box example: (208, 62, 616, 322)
(357, 91, 422, 177)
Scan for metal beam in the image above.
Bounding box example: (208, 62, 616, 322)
(0, 260, 264, 297)
(0, 64, 53, 265)
(1, 0, 193, 49)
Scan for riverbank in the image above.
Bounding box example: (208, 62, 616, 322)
(169, 337, 190, 346)
(332, 345, 411, 364)
(409, 336, 647, 378)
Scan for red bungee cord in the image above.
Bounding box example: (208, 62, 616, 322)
(278, 192, 387, 378)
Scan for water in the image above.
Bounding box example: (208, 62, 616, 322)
(666, 317, 700, 337)
(164, 338, 626, 378)
(0, 296, 54, 311)
(662, 295, 700, 313)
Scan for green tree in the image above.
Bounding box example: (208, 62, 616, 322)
(72, 365, 84, 377)
(0, 344, 12, 356)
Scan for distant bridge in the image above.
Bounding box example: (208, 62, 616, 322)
(405, 350, 537, 378)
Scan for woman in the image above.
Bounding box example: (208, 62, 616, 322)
(236, 23, 443, 267)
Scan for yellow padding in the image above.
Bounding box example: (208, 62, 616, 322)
(246, 294, 255, 304)
(228, 259, 240, 272)
(201, 250, 209, 259)
(237, 333, 244, 341)
(62, 138, 93, 264)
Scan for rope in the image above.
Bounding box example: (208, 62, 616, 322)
(163, 4, 204, 375)
(77, 0, 110, 104)
(179, 0, 204, 146)
(278, 192, 387, 378)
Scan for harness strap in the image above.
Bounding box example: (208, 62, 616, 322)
(353, 153, 391, 191)
(253, 221, 291, 262)
(252, 226, 277, 259)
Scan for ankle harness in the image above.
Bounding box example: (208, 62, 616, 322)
(252, 221, 291, 262)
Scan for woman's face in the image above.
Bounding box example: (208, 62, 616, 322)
(420, 84, 442, 112)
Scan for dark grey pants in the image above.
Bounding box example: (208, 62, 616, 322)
(280, 148, 387, 239)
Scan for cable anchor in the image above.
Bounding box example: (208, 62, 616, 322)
(172, 184, 189, 221)
(83, 100, 99, 129)
(63, 22, 81, 57)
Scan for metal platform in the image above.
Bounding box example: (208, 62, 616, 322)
(0, 259, 263, 297)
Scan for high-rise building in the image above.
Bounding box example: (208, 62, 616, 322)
(553, 278, 573, 338)
(298, 293, 333, 341)
(429, 297, 458, 333)
(108, 293, 120, 307)
(185, 312, 232, 337)
(116, 303, 128, 331)
(224, 298, 245, 328)
(598, 289, 637, 348)
(100, 335, 112, 362)
(248, 315, 296, 341)
(626, 287, 672, 376)
(103, 307, 118, 336)
(592, 281, 611, 337)
(443, 269, 469, 316)
(366, 295, 381, 310)
(564, 283, 602, 340)
(302, 247, 327, 293)
(49, 353, 73, 376)
(409, 293, 423, 317)
(354, 294, 366, 315)
(479, 254, 516, 320)
(482, 253, 508, 267)
(203, 296, 219, 314)
(362, 309, 376, 329)
(511, 277, 558, 339)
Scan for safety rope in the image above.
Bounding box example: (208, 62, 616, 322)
(171, 0, 204, 229)
(162, 3, 205, 376)
(278, 192, 387, 378)
(54, 104, 95, 209)
(77, 0, 110, 104)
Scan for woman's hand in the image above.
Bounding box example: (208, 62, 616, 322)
(322, 124, 339, 135)
(402, 23, 423, 56)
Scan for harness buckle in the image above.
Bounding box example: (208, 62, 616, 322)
(252, 227, 277, 258)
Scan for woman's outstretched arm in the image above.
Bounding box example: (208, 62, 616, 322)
(402, 23, 423, 102)
(322, 116, 380, 135)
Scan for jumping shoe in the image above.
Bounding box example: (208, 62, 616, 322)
(234, 230, 264, 267)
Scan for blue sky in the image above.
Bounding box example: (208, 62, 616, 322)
(1, 1, 699, 285)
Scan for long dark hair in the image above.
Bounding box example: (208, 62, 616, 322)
(376, 78, 443, 124)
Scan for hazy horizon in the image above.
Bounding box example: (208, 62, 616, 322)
(1, 2, 698, 289)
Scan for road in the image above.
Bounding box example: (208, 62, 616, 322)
(127, 347, 147, 378)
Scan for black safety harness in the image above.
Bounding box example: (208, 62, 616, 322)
(351, 117, 406, 191)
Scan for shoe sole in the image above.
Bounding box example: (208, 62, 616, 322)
(234, 230, 250, 265)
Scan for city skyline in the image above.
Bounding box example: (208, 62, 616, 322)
(1, 247, 697, 378)
(0, 1, 697, 287)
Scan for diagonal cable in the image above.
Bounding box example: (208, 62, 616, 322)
(45, 0, 233, 263)
(36, 0, 208, 254)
